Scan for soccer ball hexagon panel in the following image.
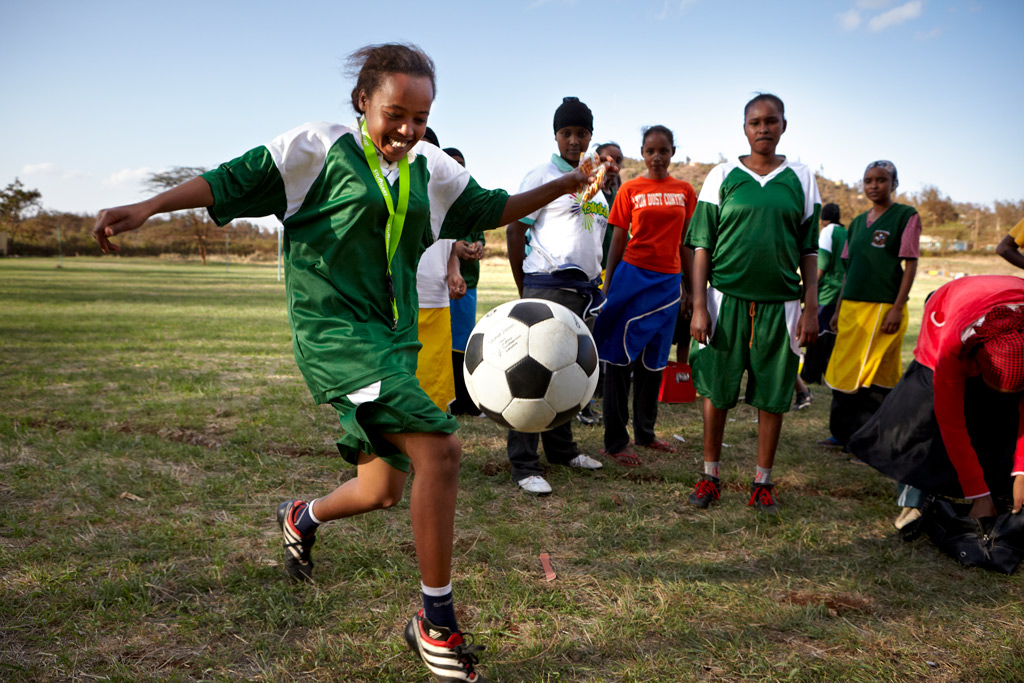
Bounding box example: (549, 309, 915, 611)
(464, 299, 599, 433)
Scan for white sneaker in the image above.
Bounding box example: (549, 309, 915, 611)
(517, 475, 552, 495)
(893, 507, 922, 530)
(567, 454, 603, 470)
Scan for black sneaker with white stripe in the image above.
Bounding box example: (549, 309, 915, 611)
(405, 610, 486, 682)
(275, 500, 316, 582)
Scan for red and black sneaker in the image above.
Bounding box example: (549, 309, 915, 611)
(688, 475, 721, 509)
(748, 482, 779, 514)
(275, 500, 316, 582)
(405, 610, 486, 682)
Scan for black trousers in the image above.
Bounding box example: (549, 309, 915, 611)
(829, 385, 891, 446)
(449, 350, 480, 416)
(506, 286, 590, 481)
(849, 361, 1019, 499)
(800, 303, 837, 385)
(602, 360, 662, 453)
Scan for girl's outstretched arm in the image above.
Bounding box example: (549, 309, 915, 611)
(496, 155, 619, 227)
(497, 170, 582, 227)
(93, 177, 215, 253)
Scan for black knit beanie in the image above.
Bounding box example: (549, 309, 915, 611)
(553, 97, 593, 133)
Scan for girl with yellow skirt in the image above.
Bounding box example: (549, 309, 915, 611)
(823, 160, 921, 448)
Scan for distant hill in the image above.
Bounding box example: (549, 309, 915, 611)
(6, 155, 1022, 258)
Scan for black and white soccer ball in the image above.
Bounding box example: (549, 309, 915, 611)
(463, 299, 599, 432)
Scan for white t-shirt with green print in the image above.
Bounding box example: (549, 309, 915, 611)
(519, 154, 609, 281)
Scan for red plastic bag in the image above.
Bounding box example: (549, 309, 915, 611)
(659, 361, 695, 403)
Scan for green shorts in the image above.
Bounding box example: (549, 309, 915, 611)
(330, 372, 460, 472)
(692, 289, 800, 414)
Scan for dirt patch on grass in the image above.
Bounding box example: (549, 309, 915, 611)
(781, 589, 874, 617)
(21, 416, 76, 431)
(480, 460, 510, 476)
(264, 443, 334, 459)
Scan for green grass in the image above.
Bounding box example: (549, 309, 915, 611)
(2, 256, 1023, 682)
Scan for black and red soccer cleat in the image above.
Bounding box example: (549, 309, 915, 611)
(748, 482, 779, 514)
(405, 610, 486, 682)
(276, 500, 316, 582)
(688, 474, 721, 509)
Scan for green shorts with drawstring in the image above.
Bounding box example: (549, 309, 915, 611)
(692, 292, 799, 414)
(329, 372, 459, 472)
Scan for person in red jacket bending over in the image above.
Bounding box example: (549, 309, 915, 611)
(849, 275, 1024, 524)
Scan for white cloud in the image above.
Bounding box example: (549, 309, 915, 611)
(527, 0, 578, 8)
(22, 162, 58, 175)
(857, 0, 891, 8)
(837, 8, 862, 30)
(916, 26, 942, 39)
(657, 0, 699, 20)
(103, 167, 153, 187)
(867, 0, 924, 31)
(21, 162, 86, 180)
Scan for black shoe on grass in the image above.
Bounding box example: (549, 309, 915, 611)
(748, 482, 779, 514)
(793, 390, 813, 410)
(688, 475, 721, 509)
(405, 610, 486, 682)
(276, 500, 316, 582)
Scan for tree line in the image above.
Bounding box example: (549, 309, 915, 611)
(3, 163, 1023, 260)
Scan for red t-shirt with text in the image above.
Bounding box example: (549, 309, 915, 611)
(608, 175, 697, 274)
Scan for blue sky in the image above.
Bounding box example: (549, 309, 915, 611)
(3, 0, 1021, 229)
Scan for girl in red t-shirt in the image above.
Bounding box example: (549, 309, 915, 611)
(593, 125, 697, 465)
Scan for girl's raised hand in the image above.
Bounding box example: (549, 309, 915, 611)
(93, 202, 153, 253)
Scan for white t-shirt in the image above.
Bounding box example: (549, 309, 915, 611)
(519, 154, 609, 281)
(416, 239, 455, 308)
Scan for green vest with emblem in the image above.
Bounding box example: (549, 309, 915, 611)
(842, 203, 917, 304)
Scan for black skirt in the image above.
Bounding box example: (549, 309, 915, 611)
(847, 360, 1020, 499)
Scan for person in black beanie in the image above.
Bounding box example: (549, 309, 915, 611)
(505, 96, 611, 495)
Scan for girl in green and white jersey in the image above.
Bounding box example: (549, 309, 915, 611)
(92, 43, 611, 683)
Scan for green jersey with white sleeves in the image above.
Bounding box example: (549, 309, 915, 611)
(685, 158, 821, 302)
(202, 121, 508, 403)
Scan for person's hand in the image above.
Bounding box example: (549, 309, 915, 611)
(599, 152, 621, 176)
(830, 309, 840, 333)
(564, 154, 622, 195)
(969, 494, 998, 519)
(680, 290, 692, 320)
(454, 240, 482, 261)
(880, 306, 903, 334)
(448, 272, 466, 300)
(691, 304, 711, 345)
(472, 241, 484, 259)
(798, 306, 819, 346)
(93, 202, 153, 253)
(1014, 474, 1024, 514)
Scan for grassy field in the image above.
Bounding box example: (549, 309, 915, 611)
(2, 255, 1023, 682)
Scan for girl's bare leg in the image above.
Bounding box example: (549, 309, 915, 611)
(382, 432, 461, 587)
(757, 410, 784, 470)
(309, 453, 408, 520)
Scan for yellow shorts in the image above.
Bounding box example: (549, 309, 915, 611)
(825, 300, 907, 393)
(416, 307, 455, 411)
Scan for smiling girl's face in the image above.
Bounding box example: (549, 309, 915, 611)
(358, 73, 434, 163)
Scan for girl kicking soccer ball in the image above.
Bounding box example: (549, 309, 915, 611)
(92, 43, 609, 683)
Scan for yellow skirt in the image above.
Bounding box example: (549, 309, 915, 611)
(416, 307, 455, 411)
(824, 300, 907, 393)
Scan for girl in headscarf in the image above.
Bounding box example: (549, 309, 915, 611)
(849, 275, 1024, 520)
(823, 160, 921, 448)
